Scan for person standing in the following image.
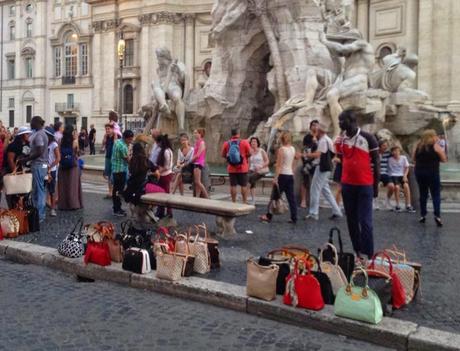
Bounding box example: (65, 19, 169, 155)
(88, 124, 96, 155)
(23, 116, 49, 222)
(148, 128, 161, 166)
(78, 127, 88, 154)
(335, 110, 380, 261)
(300, 120, 319, 208)
(305, 123, 342, 220)
(58, 125, 83, 210)
(413, 129, 447, 227)
(221, 128, 251, 203)
(259, 131, 297, 224)
(376, 140, 393, 210)
(387, 146, 415, 213)
(248, 137, 269, 204)
(53, 121, 64, 145)
(155, 135, 174, 218)
(101, 124, 115, 198)
(45, 127, 60, 217)
(172, 133, 194, 195)
(111, 130, 134, 216)
(191, 128, 208, 198)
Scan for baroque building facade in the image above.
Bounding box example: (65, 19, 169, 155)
(0, 0, 458, 146)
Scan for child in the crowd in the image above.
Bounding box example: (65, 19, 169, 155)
(108, 111, 122, 139)
(388, 146, 416, 213)
(45, 126, 60, 217)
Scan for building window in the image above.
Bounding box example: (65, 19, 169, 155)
(64, 37, 77, 77)
(25, 4, 33, 13)
(124, 39, 134, 67)
(81, 117, 88, 130)
(8, 98, 14, 108)
(9, 22, 15, 40)
(81, 3, 89, 16)
(124, 84, 134, 114)
(7, 58, 15, 80)
(54, 47, 61, 77)
(80, 43, 88, 75)
(26, 105, 32, 123)
(9, 5, 15, 17)
(67, 94, 74, 109)
(26, 21, 32, 38)
(9, 111, 15, 128)
(25, 58, 33, 78)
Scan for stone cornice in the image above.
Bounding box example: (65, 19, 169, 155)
(92, 19, 120, 33)
(138, 11, 183, 25)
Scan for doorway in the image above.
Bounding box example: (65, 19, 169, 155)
(64, 116, 77, 128)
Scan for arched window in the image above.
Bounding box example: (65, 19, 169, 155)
(64, 32, 78, 77)
(9, 21, 15, 40)
(123, 84, 133, 114)
(25, 18, 33, 38)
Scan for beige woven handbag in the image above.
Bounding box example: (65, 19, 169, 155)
(319, 243, 348, 295)
(189, 228, 211, 274)
(246, 258, 279, 301)
(156, 252, 186, 281)
(3, 170, 33, 195)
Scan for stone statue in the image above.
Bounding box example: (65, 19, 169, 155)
(315, 0, 354, 34)
(319, 29, 374, 136)
(152, 47, 188, 131)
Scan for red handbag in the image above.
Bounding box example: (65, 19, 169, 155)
(84, 241, 111, 266)
(283, 258, 325, 311)
(368, 252, 406, 309)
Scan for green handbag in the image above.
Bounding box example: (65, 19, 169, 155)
(334, 267, 383, 324)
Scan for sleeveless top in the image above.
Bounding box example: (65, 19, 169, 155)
(178, 147, 194, 164)
(249, 149, 264, 171)
(193, 139, 206, 166)
(415, 144, 440, 172)
(279, 146, 295, 175)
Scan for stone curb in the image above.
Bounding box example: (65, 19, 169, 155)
(1, 240, 459, 351)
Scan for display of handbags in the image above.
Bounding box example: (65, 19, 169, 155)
(246, 258, 279, 301)
(57, 218, 85, 258)
(122, 248, 151, 274)
(321, 227, 355, 280)
(319, 243, 348, 295)
(283, 258, 325, 311)
(334, 267, 383, 324)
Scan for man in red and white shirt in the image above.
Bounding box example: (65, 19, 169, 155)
(335, 110, 380, 260)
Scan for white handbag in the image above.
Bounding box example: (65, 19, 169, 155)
(320, 243, 348, 295)
(3, 171, 33, 195)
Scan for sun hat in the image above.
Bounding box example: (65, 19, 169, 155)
(44, 126, 55, 137)
(17, 126, 32, 136)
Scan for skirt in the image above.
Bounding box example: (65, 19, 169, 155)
(58, 166, 83, 210)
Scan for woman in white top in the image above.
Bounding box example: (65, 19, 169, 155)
(172, 133, 194, 195)
(45, 127, 60, 217)
(248, 137, 269, 204)
(156, 135, 174, 218)
(260, 131, 298, 223)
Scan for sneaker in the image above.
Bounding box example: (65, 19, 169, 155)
(406, 206, 416, 213)
(113, 209, 127, 217)
(419, 216, 426, 224)
(384, 199, 392, 210)
(50, 209, 57, 217)
(373, 199, 380, 210)
(393, 206, 402, 212)
(305, 214, 319, 221)
(329, 214, 342, 220)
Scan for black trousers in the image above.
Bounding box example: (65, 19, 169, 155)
(112, 172, 126, 212)
(89, 142, 96, 155)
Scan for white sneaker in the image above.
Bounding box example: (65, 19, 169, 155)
(50, 209, 57, 217)
(373, 199, 380, 210)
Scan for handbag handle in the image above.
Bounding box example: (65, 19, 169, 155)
(175, 233, 191, 256)
(328, 227, 344, 254)
(294, 257, 312, 277)
(319, 243, 339, 267)
(71, 217, 84, 238)
(195, 223, 209, 241)
(306, 254, 322, 273)
(120, 220, 132, 236)
(384, 245, 407, 265)
(368, 251, 394, 275)
(347, 267, 369, 298)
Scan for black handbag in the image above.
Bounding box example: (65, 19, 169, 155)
(122, 248, 147, 274)
(25, 196, 39, 233)
(319, 149, 333, 172)
(321, 227, 355, 280)
(258, 249, 291, 295)
(308, 255, 335, 305)
(118, 221, 156, 269)
(354, 269, 393, 316)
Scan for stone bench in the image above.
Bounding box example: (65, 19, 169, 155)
(141, 193, 255, 236)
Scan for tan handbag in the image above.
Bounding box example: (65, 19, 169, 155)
(0, 210, 20, 238)
(106, 238, 123, 263)
(174, 233, 196, 277)
(189, 228, 211, 274)
(246, 258, 279, 301)
(3, 170, 33, 195)
(156, 252, 186, 281)
(319, 243, 348, 295)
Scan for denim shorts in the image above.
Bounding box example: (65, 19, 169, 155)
(47, 170, 57, 195)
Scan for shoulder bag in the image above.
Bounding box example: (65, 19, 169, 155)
(195, 223, 220, 269)
(189, 228, 211, 274)
(57, 218, 85, 258)
(319, 243, 348, 295)
(321, 227, 355, 280)
(3, 169, 33, 195)
(174, 233, 196, 277)
(334, 267, 383, 324)
(156, 251, 186, 281)
(84, 241, 111, 267)
(247, 257, 279, 301)
(385, 246, 421, 300)
(106, 238, 123, 263)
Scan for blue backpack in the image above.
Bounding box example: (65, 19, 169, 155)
(60, 146, 75, 169)
(227, 140, 242, 166)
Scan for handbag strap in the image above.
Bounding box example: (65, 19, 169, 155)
(120, 220, 132, 236)
(71, 218, 84, 238)
(328, 227, 344, 253)
(348, 267, 369, 298)
(307, 254, 322, 273)
(175, 233, 191, 255)
(319, 243, 339, 267)
(368, 251, 394, 275)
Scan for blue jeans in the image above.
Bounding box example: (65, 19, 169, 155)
(415, 169, 441, 217)
(31, 164, 48, 222)
(342, 184, 374, 258)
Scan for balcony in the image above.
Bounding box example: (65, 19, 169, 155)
(55, 103, 80, 113)
(62, 76, 76, 85)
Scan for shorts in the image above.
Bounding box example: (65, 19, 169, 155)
(390, 176, 405, 186)
(47, 170, 57, 195)
(380, 174, 390, 186)
(192, 164, 204, 170)
(248, 171, 264, 189)
(104, 158, 112, 178)
(229, 172, 249, 187)
(333, 163, 342, 183)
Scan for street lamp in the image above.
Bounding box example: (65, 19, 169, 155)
(117, 33, 126, 130)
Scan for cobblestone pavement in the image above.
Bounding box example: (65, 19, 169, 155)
(0, 258, 393, 351)
(10, 187, 460, 333)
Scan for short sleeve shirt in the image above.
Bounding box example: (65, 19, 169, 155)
(314, 135, 333, 166)
(29, 129, 49, 167)
(221, 137, 251, 173)
(379, 151, 391, 175)
(388, 155, 409, 177)
(335, 129, 378, 186)
(111, 139, 129, 173)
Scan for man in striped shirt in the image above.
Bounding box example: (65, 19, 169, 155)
(377, 140, 393, 210)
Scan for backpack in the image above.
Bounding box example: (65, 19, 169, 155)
(226, 140, 242, 166)
(60, 146, 75, 169)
